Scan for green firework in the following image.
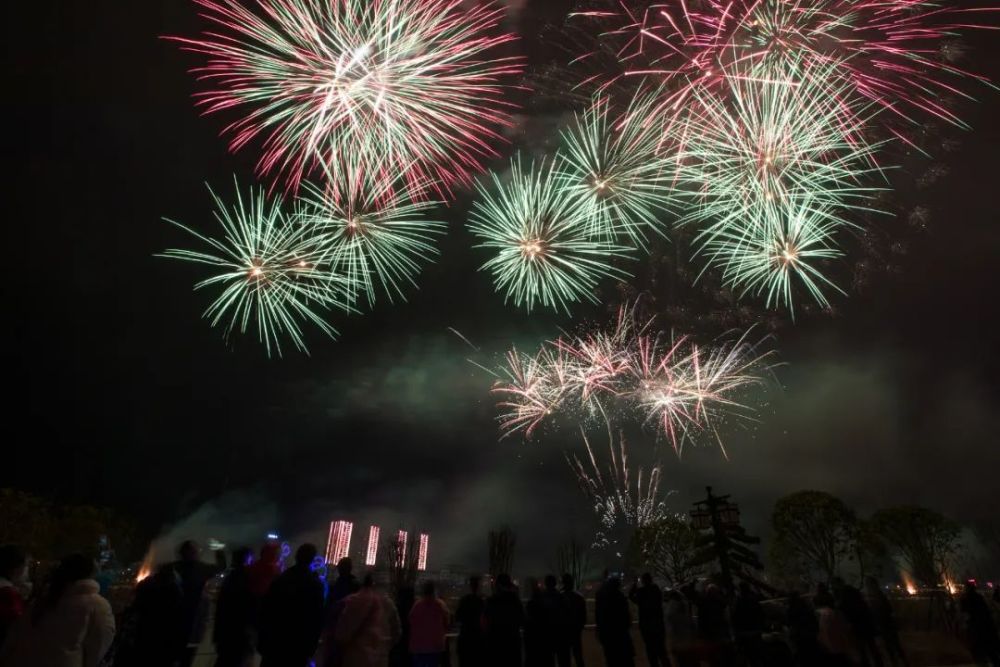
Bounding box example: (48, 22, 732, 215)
(297, 162, 446, 304)
(704, 195, 847, 312)
(469, 156, 632, 314)
(161, 180, 354, 357)
(557, 92, 675, 246)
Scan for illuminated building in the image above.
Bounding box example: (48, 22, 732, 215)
(325, 520, 353, 564)
(365, 526, 381, 566)
(417, 533, 429, 571)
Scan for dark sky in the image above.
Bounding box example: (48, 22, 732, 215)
(6, 0, 1000, 568)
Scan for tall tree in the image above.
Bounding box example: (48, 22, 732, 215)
(555, 536, 591, 587)
(629, 515, 702, 585)
(871, 506, 961, 587)
(488, 526, 517, 580)
(383, 528, 420, 594)
(770, 490, 856, 582)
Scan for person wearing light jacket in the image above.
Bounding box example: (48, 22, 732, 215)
(325, 572, 401, 667)
(0, 553, 115, 667)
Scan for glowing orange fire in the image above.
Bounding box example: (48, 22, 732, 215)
(135, 552, 154, 583)
(901, 572, 918, 595)
(944, 577, 958, 595)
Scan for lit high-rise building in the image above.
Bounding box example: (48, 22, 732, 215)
(396, 530, 408, 567)
(417, 533, 429, 571)
(365, 526, 381, 566)
(325, 520, 353, 564)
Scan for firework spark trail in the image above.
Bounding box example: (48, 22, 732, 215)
(170, 0, 524, 194)
(469, 156, 633, 314)
(579, 0, 999, 133)
(492, 305, 773, 453)
(567, 427, 670, 549)
(297, 159, 446, 304)
(160, 180, 356, 357)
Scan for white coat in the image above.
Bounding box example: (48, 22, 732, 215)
(0, 579, 115, 667)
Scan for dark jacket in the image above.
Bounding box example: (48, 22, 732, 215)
(456, 593, 485, 639)
(214, 565, 255, 650)
(484, 589, 524, 666)
(562, 589, 586, 635)
(836, 585, 877, 639)
(628, 583, 665, 634)
(259, 564, 325, 661)
(595, 583, 632, 646)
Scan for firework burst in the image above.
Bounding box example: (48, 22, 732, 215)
(666, 57, 887, 310)
(557, 92, 675, 245)
(297, 161, 446, 304)
(703, 195, 847, 312)
(171, 0, 524, 193)
(580, 0, 999, 133)
(160, 180, 355, 356)
(669, 57, 885, 223)
(491, 304, 773, 453)
(469, 156, 632, 313)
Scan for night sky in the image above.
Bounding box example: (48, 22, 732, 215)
(6, 1, 1000, 568)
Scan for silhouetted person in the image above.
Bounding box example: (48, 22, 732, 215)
(214, 547, 255, 667)
(665, 590, 696, 667)
(113, 561, 182, 667)
(410, 580, 450, 667)
(391, 584, 416, 667)
(864, 577, 907, 666)
(0, 553, 115, 667)
(832, 576, 882, 667)
(484, 574, 524, 667)
(171, 540, 220, 667)
(539, 575, 570, 667)
(331, 557, 361, 604)
(595, 576, 634, 667)
(815, 584, 851, 667)
(328, 572, 401, 667)
(456, 576, 486, 667)
(248, 541, 281, 598)
(628, 573, 667, 667)
(560, 574, 586, 667)
(523, 578, 550, 667)
(785, 591, 822, 666)
(732, 581, 765, 667)
(696, 583, 730, 642)
(0, 545, 29, 649)
(259, 544, 325, 667)
(960, 582, 1000, 666)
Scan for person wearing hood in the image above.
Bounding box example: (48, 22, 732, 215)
(0, 553, 115, 667)
(325, 572, 401, 667)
